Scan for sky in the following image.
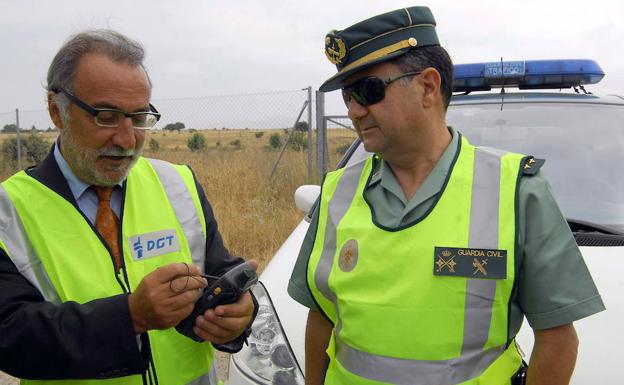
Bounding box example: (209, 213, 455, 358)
(1, 0, 623, 127)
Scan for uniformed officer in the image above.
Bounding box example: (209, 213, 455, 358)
(0, 30, 257, 384)
(288, 6, 605, 385)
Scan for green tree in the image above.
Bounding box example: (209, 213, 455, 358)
(163, 122, 185, 131)
(1, 134, 50, 166)
(2, 124, 17, 133)
(229, 139, 242, 149)
(289, 131, 308, 151)
(255, 131, 264, 138)
(295, 121, 309, 132)
(269, 133, 282, 149)
(148, 138, 160, 152)
(187, 132, 207, 152)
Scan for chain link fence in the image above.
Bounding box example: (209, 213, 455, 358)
(0, 88, 317, 176)
(1, 88, 362, 181)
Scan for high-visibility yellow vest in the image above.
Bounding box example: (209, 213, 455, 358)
(0, 157, 214, 385)
(308, 137, 526, 385)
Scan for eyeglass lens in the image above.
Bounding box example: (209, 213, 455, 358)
(342, 77, 388, 107)
(95, 111, 157, 128)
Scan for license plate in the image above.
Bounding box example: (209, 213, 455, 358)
(484, 61, 525, 78)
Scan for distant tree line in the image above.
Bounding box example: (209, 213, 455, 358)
(2, 124, 57, 133)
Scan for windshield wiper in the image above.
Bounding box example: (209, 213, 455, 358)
(567, 218, 623, 235)
(567, 218, 624, 247)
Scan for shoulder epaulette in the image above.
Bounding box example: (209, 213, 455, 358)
(522, 156, 545, 176)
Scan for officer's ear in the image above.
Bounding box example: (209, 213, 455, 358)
(47, 91, 64, 129)
(419, 67, 442, 110)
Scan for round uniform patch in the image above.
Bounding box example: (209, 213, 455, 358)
(325, 33, 348, 65)
(338, 239, 358, 272)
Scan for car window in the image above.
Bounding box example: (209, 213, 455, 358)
(447, 101, 624, 233)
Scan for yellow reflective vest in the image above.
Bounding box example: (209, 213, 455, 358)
(0, 157, 213, 385)
(308, 137, 526, 385)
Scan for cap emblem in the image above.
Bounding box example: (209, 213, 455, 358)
(325, 33, 348, 65)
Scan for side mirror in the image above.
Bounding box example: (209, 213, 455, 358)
(294, 185, 320, 213)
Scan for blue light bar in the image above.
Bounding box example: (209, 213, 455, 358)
(453, 59, 604, 92)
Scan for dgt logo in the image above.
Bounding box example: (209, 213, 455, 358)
(133, 237, 144, 259)
(128, 230, 180, 260)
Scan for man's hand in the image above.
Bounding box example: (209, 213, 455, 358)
(128, 263, 207, 334)
(193, 259, 259, 344)
(526, 323, 579, 385)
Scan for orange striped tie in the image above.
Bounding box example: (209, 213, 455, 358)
(94, 186, 122, 272)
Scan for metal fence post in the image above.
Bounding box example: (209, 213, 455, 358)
(315, 91, 327, 176)
(15, 108, 21, 170)
(306, 86, 312, 179)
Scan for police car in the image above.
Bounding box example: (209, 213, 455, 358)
(225, 60, 624, 385)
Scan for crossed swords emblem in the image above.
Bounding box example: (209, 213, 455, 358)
(472, 258, 488, 276)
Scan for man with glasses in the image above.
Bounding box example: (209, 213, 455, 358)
(0, 30, 256, 384)
(288, 6, 604, 385)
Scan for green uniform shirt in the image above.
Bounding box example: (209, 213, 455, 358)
(288, 127, 605, 335)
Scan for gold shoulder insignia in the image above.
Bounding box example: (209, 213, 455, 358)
(522, 157, 545, 176)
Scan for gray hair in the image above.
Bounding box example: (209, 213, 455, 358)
(47, 29, 152, 125)
(391, 46, 454, 111)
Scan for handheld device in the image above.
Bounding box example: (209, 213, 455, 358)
(176, 262, 258, 342)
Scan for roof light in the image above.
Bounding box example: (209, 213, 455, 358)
(453, 59, 605, 93)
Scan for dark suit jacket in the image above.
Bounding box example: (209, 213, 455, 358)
(0, 149, 245, 380)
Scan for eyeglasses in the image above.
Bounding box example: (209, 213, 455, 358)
(53, 87, 161, 129)
(341, 71, 421, 107)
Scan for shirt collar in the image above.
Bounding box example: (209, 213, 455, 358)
(53, 140, 123, 201)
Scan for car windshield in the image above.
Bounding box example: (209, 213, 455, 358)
(446, 100, 624, 233)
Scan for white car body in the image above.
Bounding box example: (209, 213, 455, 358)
(226, 90, 624, 385)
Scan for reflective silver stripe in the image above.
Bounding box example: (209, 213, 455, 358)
(148, 159, 206, 270)
(186, 364, 218, 385)
(337, 337, 505, 385)
(0, 186, 60, 303)
(316, 147, 512, 384)
(462, 147, 506, 354)
(316, 159, 368, 336)
(315, 159, 368, 304)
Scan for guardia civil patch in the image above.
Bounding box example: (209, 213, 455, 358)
(433, 247, 507, 279)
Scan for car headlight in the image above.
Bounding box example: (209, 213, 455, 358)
(231, 282, 304, 385)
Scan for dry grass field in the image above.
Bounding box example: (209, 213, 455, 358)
(0, 128, 357, 268)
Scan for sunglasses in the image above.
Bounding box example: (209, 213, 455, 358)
(341, 71, 421, 107)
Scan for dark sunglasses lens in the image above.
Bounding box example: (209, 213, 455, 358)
(353, 77, 385, 106)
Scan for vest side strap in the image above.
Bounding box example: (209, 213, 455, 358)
(0, 186, 60, 303)
(147, 159, 206, 270)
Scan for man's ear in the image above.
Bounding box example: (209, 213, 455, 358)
(419, 67, 442, 110)
(47, 91, 64, 129)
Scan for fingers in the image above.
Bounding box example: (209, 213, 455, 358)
(169, 274, 207, 295)
(128, 262, 207, 333)
(246, 259, 260, 271)
(193, 292, 255, 344)
(213, 292, 254, 317)
(194, 311, 250, 344)
(152, 262, 203, 284)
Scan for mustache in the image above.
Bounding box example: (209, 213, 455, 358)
(97, 147, 137, 157)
